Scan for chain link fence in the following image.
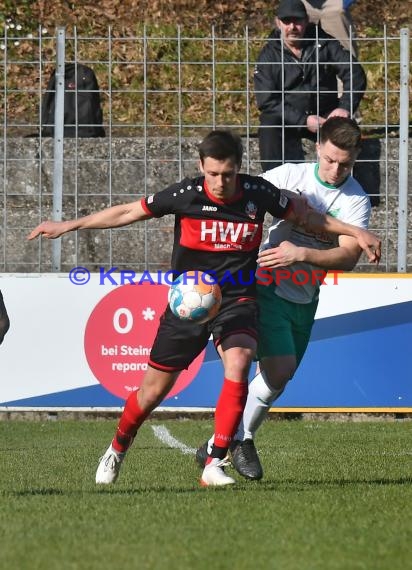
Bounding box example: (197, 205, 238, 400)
(1, 26, 410, 273)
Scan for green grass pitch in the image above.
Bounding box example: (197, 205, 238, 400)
(1, 418, 411, 570)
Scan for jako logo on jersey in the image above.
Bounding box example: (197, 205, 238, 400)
(245, 200, 257, 220)
(202, 205, 218, 212)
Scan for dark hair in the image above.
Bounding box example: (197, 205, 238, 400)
(320, 117, 362, 152)
(198, 130, 243, 167)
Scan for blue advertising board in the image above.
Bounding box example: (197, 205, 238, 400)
(1, 273, 411, 412)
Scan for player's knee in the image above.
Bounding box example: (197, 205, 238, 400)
(138, 387, 164, 411)
(224, 349, 255, 380)
(219, 335, 256, 380)
(261, 364, 297, 391)
(138, 370, 178, 410)
(267, 374, 292, 392)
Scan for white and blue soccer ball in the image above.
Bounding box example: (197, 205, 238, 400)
(168, 270, 222, 323)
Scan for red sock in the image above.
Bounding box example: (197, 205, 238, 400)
(111, 391, 150, 453)
(208, 378, 248, 462)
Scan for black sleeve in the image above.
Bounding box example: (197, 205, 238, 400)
(143, 178, 193, 217)
(263, 180, 292, 219)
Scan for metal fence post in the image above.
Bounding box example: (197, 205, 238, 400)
(2, 25, 7, 271)
(397, 27, 410, 273)
(52, 27, 65, 272)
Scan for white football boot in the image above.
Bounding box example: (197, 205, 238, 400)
(95, 445, 124, 484)
(200, 457, 235, 487)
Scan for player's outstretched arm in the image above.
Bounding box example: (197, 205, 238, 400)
(286, 202, 381, 264)
(28, 200, 151, 240)
(311, 213, 381, 264)
(258, 235, 362, 271)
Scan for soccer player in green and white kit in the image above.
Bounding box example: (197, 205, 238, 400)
(197, 116, 374, 479)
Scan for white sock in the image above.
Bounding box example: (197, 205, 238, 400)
(238, 372, 284, 441)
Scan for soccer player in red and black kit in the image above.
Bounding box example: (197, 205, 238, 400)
(28, 130, 380, 487)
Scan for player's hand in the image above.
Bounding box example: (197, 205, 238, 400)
(356, 229, 381, 264)
(327, 108, 350, 119)
(288, 194, 311, 226)
(27, 221, 68, 240)
(306, 115, 326, 133)
(257, 241, 302, 268)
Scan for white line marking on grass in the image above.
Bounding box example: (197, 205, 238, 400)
(151, 425, 196, 455)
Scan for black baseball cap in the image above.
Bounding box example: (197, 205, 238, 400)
(276, 0, 308, 20)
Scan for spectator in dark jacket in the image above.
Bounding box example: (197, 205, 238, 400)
(254, 0, 366, 170)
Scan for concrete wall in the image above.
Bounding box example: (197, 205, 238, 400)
(1, 136, 411, 272)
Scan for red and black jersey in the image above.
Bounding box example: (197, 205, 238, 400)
(141, 173, 291, 302)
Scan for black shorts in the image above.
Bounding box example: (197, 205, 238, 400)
(149, 298, 259, 372)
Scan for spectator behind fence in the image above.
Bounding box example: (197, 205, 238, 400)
(301, 0, 358, 54)
(41, 63, 105, 138)
(254, 0, 366, 171)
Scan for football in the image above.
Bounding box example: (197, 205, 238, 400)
(168, 270, 222, 323)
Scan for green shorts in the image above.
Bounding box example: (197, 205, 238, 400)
(257, 283, 318, 363)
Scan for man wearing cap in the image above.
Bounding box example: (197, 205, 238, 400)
(254, 0, 366, 171)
